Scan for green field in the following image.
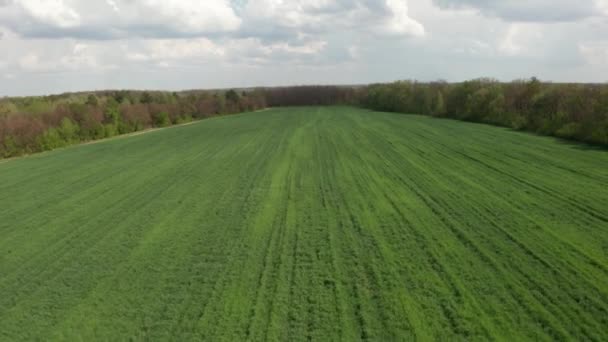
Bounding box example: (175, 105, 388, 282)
(1, 106, 607, 340)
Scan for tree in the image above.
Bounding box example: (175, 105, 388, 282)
(225, 89, 240, 103)
(104, 98, 120, 125)
(86, 94, 99, 106)
(433, 91, 446, 116)
(152, 111, 171, 127)
(113, 91, 126, 104)
(57, 118, 79, 143)
(141, 91, 153, 104)
(37, 128, 64, 151)
(2, 136, 18, 157)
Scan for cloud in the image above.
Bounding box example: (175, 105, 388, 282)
(0, 0, 241, 39)
(579, 41, 608, 65)
(0, 0, 83, 39)
(14, 41, 117, 73)
(227, 38, 331, 66)
(126, 38, 226, 63)
(240, 0, 425, 40)
(18, 53, 48, 71)
(0, 0, 423, 40)
(17, 0, 81, 28)
(105, 0, 119, 12)
(597, 0, 608, 14)
(0, 0, 423, 75)
(498, 23, 543, 56)
(60, 43, 115, 70)
(384, 0, 425, 36)
(433, 0, 602, 22)
(127, 0, 242, 35)
(121, 37, 331, 69)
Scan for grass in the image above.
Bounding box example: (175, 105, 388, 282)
(1, 106, 607, 340)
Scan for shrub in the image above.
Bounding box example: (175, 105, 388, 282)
(555, 123, 582, 139)
(152, 111, 171, 127)
(104, 124, 119, 138)
(58, 118, 79, 143)
(37, 128, 65, 151)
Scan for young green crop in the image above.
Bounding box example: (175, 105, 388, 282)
(1, 107, 607, 340)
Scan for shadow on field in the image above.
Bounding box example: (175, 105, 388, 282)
(555, 139, 608, 152)
(364, 109, 608, 152)
(498, 126, 608, 152)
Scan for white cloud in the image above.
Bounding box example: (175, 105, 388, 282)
(499, 24, 524, 55)
(384, 0, 425, 36)
(130, 0, 241, 34)
(579, 41, 608, 65)
(433, 0, 601, 22)
(498, 23, 543, 56)
(16, 42, 116, 72)
(452, 39, 493, 56)
(233, 38, 332, 64)
(19, 54, 44, 71)
(348, 46, 360, 60)
(126, 37, 330, 67)
(105, 0, 119, 13)
(597, 0, 608, 14)
(264, 41, 328, 55)
(139, 39, 226, 61)
(17, 0, 81, 28)
(241, 0, 425, 39)
(125, 52, 150, 62)
(0, 0, 425, 41)
(59, 43, 110, 70)
(0, 0, 241, 39)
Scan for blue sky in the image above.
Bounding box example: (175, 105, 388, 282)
(0, 0, 607, 96)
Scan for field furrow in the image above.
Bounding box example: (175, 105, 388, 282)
(1, 106, 607, 340)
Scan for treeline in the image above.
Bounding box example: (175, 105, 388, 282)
(2, 80, 607, 158)
(264, 85, 361, 106)
(262, 81, 608, 146)
(363, 79, 608, 146)
(0, 89, 266, 158)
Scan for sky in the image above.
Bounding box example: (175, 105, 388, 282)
(0, 0, 607, 96)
